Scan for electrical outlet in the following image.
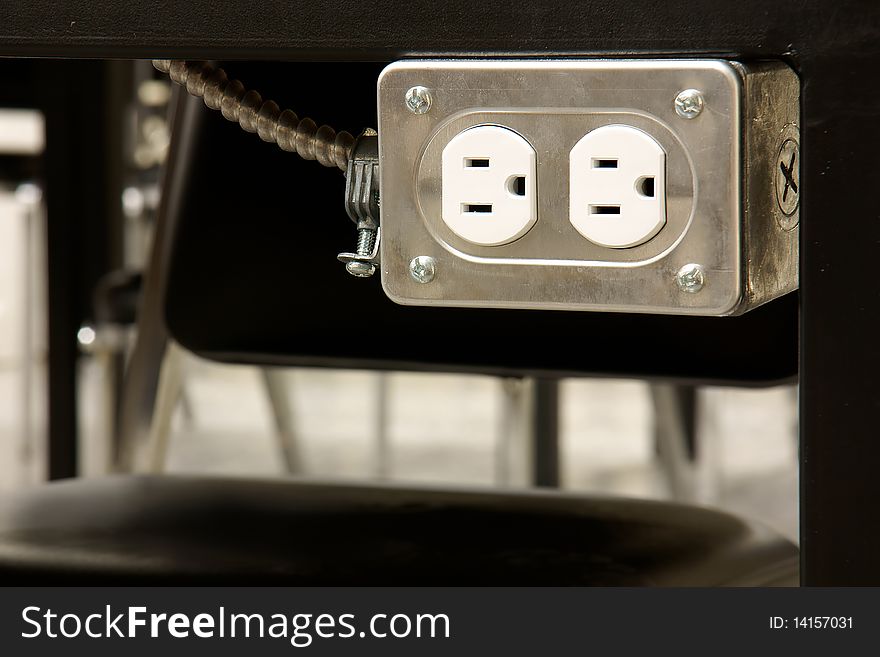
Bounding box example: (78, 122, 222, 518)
(440, 125, 537, 246)
(377, 60, 799, 316)
(569, 125, 666, 248)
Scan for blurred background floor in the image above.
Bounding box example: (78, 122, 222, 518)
(0, 185, 799, 545)
(67, 357, 797, 542)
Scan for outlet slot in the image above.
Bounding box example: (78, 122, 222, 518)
(589, 205, 621, 215)
(465, 158, 490, 168)
(592, 158, 619, 169)
(462, 203, 493, 213)
(636, 176, 655, 198)
(507, 175, 526, 196)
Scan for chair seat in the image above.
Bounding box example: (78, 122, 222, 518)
(0, 475, 798, 585)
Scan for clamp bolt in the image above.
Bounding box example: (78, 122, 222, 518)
(345, 228, 378, 278)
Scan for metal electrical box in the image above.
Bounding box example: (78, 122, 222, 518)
(377, 59, 799, 316)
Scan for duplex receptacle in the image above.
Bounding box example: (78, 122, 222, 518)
(569, 124, 667, 248)
(441, 122, 665, 250)
(377, 59, 799, 316)
(440, 124, 537, 246)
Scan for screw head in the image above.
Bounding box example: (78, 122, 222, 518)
(674, 89, 704, 119)
(775, 138, 800, 217)
(409, 256, 436, 283)
(405, 86, 432, 115)
(676, 263, 705, 293)
(346, 261, 376, 278)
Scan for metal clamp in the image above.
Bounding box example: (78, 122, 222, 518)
(337, 227, 381, 277)
(338, 129, 381, 277)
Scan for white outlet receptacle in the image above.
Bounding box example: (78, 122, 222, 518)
(440, 125, 537, 246)
(569, 124, 667, 248)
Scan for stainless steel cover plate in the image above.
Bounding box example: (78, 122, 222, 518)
(378, 60, 793, 316)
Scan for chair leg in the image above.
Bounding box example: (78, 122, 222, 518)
(650, 383, 699, 502)
(260, 368, 302, 474)
(496, 378, 532, 487)
(139, 341, 185, 474)
(17, 184, 40, 485)
(531, 378, 561, 488)
(116, 91, 202, 473)
(373, 372, 391, 479)
(496, 377, 560, 488)
(94, 346, 119, 474)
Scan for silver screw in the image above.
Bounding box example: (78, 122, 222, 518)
(405, 86, 432, 115)
(409, 256, 436, 283)
(345, 228, 377, 278)
(676, 263, 705, 293)
(674, 89, 704, 119)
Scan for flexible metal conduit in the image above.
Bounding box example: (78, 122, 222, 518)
(153, 59, 355, 171)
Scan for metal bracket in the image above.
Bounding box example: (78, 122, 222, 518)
(338, 129, 381, 276)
